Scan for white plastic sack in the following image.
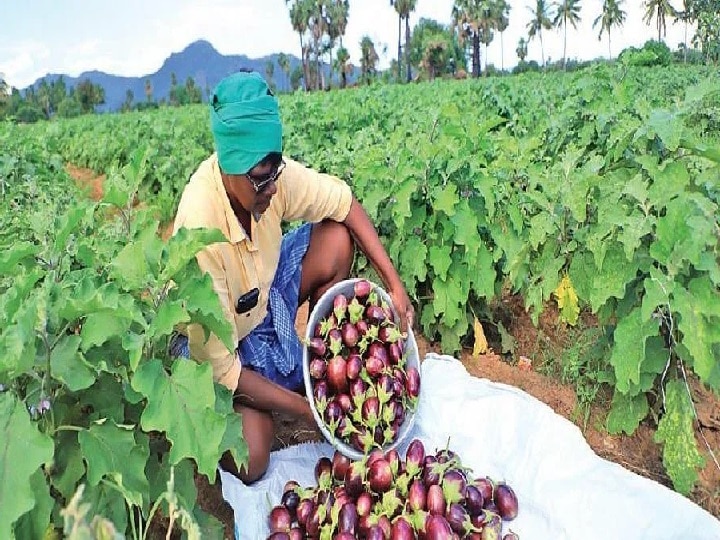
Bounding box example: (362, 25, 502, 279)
(220, 353, 720, 540)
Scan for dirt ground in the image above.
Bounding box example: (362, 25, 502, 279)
(66, 165, 719, 539)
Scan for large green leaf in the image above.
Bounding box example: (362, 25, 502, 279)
(0, 242, 39, 276)
(0, 393, 54, 539)
(78, 423, 150, 508)
(50, 431, 85, 501)
(132, 359, 226, 480)
(399, 235, 428, 283)
(609, 308, 660, 394)
(654, 380, 705, 495)
(673, 282, 720, 385)
(80, 311, 132, 352)
(150, 299, 190, 340)
(160, 227, 227, 282)
(432, 183, 459, 217)
(428, 245, 452, 281)
(51, 334, 96, 391)
(606, 390, 649, 435)
(175, 272, 234, 353)
(12, 468, 54, 540)
(110, 241, 150, 290)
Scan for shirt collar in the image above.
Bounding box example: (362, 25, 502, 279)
(210, 154, 249, 245)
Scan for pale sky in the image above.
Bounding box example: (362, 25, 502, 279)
(1, 0, 693, 89)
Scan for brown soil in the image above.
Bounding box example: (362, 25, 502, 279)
(65, 165, 720, 539)
(66, 164, 105, 200)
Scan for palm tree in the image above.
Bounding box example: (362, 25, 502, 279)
(477, 1, 497, 74)
(390, 1, 403, 80)
(360, 36, 379, 85)
(286, 0, 313, 90)
(516, 37, 528, 62)
(593, 0, 627, 60)
(553, 0, 582, 70)
(335, 46, 351, 88)
(277, 52, 291, 91)
(453, 0, 484, 77)
(392, 0, 418, 82)
(326, 0, 349, 87)
(643, 0, 677, 42)
(673, 0, 695, 62)
(495, 0, 511, 71)
(527, 0, 553, 68)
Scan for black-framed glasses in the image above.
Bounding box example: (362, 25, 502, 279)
(246, 159, 286, 193)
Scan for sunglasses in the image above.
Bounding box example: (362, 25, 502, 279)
(246, 159, 286, 193)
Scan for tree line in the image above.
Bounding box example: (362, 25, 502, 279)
(0, 72, 204, 123)
(284, 0, 720, 88)
(2, 0, 717, 121)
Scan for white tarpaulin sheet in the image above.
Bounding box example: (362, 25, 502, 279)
(220, 353, 720, 539)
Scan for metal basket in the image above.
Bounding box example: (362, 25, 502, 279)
(302, 278, 420, 460)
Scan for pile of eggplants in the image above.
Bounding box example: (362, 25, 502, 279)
(306, 280, 421, 454)
(266, 439, 520, 539)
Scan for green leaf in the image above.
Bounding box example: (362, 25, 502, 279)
(50, 431, 86, 501)
(122, 332, 145, 372)
(0, 393, 54, 539)
(399, 235, 428, 282)
(82, 481, 128, 534)
(0, 242, 39, 275)
(215, 386, 248, 474)
(433, 183, 459, 217)
(647, 161, 690, 207)
(160, 227, 227, 282)
(53, 205, 90, 254)
(472, 244, 496, 300)
(428, 245, 452, 282)
(673, 282, 720, 384)
(528, 212, 555, 250)
(590, 243, 639, 312)
(12, 468, 54, 540)
(147, 455, 198, 514)
(449, 199, 479, 249)
(0, 301, 38, 377)
(606, 390, 649, 435)
(432, 276, 465, 328)
(151, 300, 190, 340)
(175, 272, 234, 353)
(391, 177, 418, 231)
(646, 110, 683, 151)
(80, 312, 132, 352)
(51, 335, 96, 391)
(641, 269, 675, 321)
(610, 308, 659, 394)
(81, 374, 127, 424)
(110, 241, 150, 290)
(654, 380, 705, 495)
(132, 358, 227, 480)
(621, 172, 649, 206)
(78, 422, 150, 508)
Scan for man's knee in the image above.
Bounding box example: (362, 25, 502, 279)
(321, 219, 354, 274)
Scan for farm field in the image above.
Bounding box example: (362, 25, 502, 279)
(1, 64, 719, 538)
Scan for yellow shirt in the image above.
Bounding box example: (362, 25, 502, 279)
(172, 153, 353, 391)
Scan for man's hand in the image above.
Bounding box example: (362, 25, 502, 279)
(389, 285, 415, 334)
(342, 197, 415, 333)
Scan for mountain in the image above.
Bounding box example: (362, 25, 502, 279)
(26, 40, 314, 112)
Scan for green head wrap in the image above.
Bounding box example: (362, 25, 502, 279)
(209, 71, 282, 175)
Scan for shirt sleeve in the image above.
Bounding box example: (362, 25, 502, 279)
(279, 159, 353, 223)
(185, 245, 242, 393)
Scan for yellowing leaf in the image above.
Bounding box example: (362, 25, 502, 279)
(554, 275, 580, 326)
(472, 317, 488, 356)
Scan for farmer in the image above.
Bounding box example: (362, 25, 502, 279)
(169, 70, 414, 484)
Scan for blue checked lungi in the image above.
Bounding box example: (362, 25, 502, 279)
(169, 223, 312, 392)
